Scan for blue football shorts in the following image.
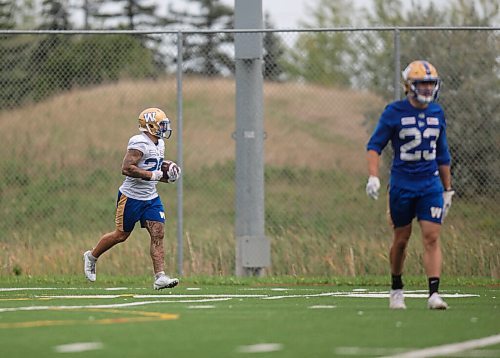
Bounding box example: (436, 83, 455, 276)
(114, 191, 165, 232)
(389, 186, 444, 227)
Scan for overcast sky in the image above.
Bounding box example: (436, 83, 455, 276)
(217, 0, 435, 28)
(74, 0, 441, 30)
(155, 0, 321, 29)
(160, 0, 375, 29)
(221, 0, 321, 28)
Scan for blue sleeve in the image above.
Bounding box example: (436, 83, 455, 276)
(367, 106, 393, 154)
(436, 119, 451, 166)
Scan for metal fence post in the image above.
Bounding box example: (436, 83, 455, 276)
(234, 0, 270, 276)
(394, 28, 401, 101)
(176, 31, 184, 276)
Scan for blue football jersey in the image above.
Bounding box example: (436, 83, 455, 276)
(367, 99, 451, 192)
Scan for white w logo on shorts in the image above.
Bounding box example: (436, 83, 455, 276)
(430, 207, 442, 218)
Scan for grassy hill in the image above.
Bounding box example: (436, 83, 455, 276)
(0, 77, 497, 279)
(0, 77, 381, 172)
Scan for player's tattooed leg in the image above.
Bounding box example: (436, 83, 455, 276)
(145, 221, 165, 274)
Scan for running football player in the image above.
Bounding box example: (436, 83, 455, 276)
(84, 107, 181, 290)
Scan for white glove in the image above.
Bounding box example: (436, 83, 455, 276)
(443, 190, 455, 218)
(150, 170, 163, 181)
(366, 175, 381, 200)
(167, 164, 181, 183)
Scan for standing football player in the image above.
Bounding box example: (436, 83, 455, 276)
(365, 60, 453, 310)
(84, 107, 181, 290)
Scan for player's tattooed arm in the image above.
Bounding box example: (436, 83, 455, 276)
(121, 149, 152, 180)
(145, 221, 165, 274)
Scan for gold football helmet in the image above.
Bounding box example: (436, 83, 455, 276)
(138, 107, 172, 139)
(402, 60, 440, 104)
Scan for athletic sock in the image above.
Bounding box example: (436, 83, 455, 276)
(391, 274, 404, 290)
(155, 271, 165, 279)
(429, 277, 440, 296)
(88, 252, 97, 262)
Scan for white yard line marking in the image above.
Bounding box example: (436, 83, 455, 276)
(237, 343, 283, 353)
(0, 298, 232, 312)
(336, 347, 411, 356)
(43, 295, 122, 299)
(0, 287, 480, 297)
(42, 292, 476, 299)
(262, 292, 336, 300)
(0, 287, 139, 292)
(134, 294, 267, 298)
(450, 350, 500, 357)
(0, 288, 65, 291)
(241, 287, 317, 291)
(342, 293, 480, 298)
(3, 294, 266, 300)
(337, 347, 500, 357)
(54, 342, 103, 353)
(0, 288, 479, 304)
(382, 334, 500, 358)
(308, 305, 337, 309)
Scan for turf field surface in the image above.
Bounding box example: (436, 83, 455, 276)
(0, 281, 498, 357)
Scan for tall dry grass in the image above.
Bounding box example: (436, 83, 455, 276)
(1, 77, 497, 278)
(3, 224, 497, 278)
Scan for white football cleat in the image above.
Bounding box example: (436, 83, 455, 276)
(153, 274, 179, 290)
(389, 289, 407, 309)
(83, 250, 96, 282)
(428, 292, 448, 310)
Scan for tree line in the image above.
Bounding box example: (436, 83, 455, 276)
(285, 0, 499, 198)
(0, 0, 285, 106)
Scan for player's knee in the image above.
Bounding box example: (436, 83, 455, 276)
(152, 233, 164, 241)
(423, 234, 439, 249)
(394, 239, 409, 252)
(393, 230, 411, 248)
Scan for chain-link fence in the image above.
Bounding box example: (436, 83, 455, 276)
(1, 28, 498, 278)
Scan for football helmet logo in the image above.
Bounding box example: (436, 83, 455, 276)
(138, 107, 172, 139)
(402, 60, 440, 104)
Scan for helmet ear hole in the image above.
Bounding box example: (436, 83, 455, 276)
(147, 123, 155, 135)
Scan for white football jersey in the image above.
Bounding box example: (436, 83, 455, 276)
(119, 133, 165, 200)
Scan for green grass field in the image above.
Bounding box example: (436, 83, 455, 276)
(1, 276, 498, 357)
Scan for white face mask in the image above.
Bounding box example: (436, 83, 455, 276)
(410, 80, 440, 104)
(158, 120, 172, 139)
